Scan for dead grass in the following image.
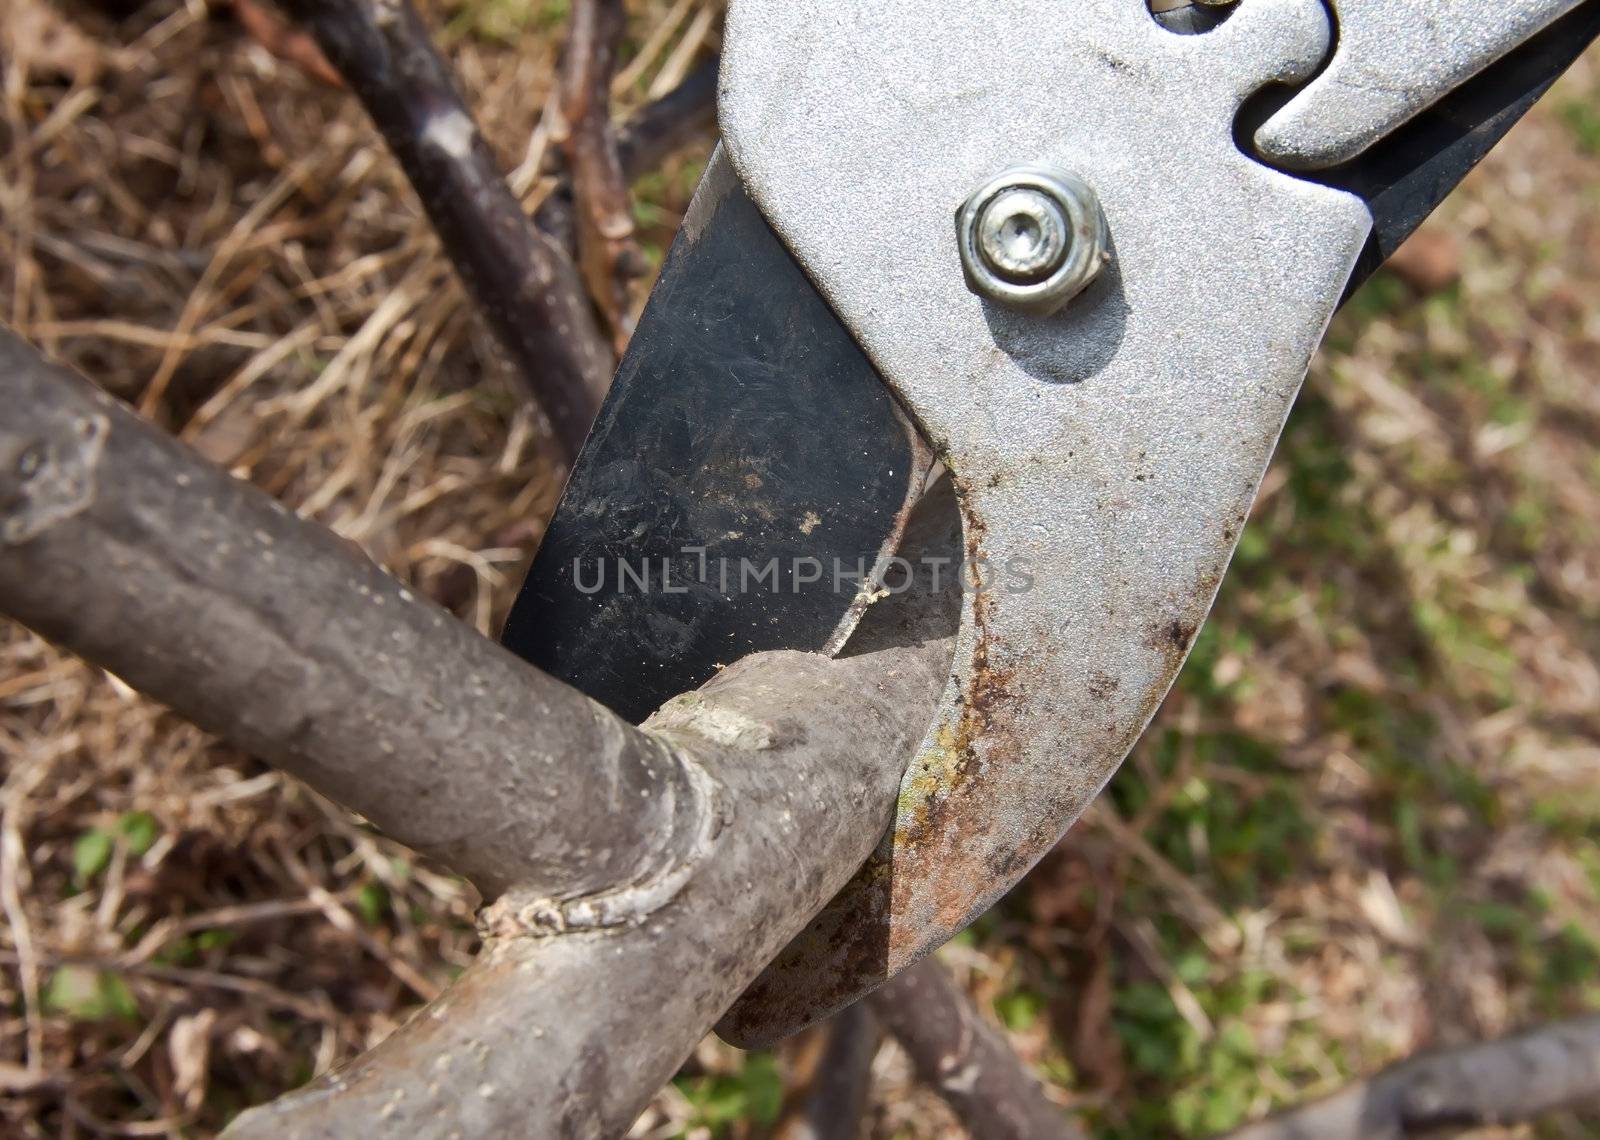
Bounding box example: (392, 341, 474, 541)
(1, 2, 1598, 1137)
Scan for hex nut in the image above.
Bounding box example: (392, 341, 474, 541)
(956, 165, 1110, 315)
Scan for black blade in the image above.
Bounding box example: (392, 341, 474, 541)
(500, 151, 922, 723)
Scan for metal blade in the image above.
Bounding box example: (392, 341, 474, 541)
(500, 149, 926, 723)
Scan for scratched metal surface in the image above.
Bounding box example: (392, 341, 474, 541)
(716, 0, 1373, 1044)
(501, 152, 926, 724)
(1256, 0, 1582, 168)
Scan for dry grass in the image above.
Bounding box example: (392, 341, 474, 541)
(1, 2, 1598, 1137)
(0, 1, 708, 1133)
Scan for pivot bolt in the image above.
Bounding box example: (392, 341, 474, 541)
(957, 165, 1109, 315)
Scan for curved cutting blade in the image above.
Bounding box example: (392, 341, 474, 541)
(500, 150, 926, 724)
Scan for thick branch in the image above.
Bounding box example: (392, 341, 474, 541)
(227, 631, 949, 1138)
(1217, 1015, 1600, 1140)
(222, 485, 962, 1138)
(279, 0, 612, 464)
(867, 959, 1090, 1140)
(0, 325, 689, 901)
(560, 0, 641, 347)
(2, 325, 956, 1135)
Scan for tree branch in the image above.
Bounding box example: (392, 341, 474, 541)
(226, 631, 949, 1138)
(0, 325, 956, 1136)
(279, 0, 613, 464)
(616, 55, 719, 183)
(1216, 1015, 1600, 1140)
(867, 958, 1090, 1140)
(534, 55, 720, 263)
(0, 325, 685, 901)
(775, 1004, 883, 1140)
(560, 0, 643, 348)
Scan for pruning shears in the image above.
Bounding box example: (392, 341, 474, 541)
(501, 0, 1600, 1044)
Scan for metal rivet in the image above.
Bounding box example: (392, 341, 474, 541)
(1148, 0, 1238, 34)
(957, 165, 1109, 315)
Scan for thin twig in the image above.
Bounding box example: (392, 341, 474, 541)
(535, 55, 720, 260)
(648, 2, 716, 98)
(1089, 802, 1240, 955)
(616, 55, 719, 182)
(276, 840, 442, 1003)
(0, 759, 52, 1079)
(226, 0, 344, 88)
(0, 949, 338, 1026)
(279, 0, 613, 464)
(559, 0, 643, 349)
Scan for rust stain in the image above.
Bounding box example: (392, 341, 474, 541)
(728, 480, 1252, 1042)
(1087, 669, 1119, 700)
(1159, 619, 1196, 652)
(881, 471, 1036, 946)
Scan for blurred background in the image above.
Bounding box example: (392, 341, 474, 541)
(1, 2, 1598, 1136)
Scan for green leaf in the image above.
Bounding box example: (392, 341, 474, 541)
(157, 935, 198, 966)
(994, 990, 1044, 1032)
(743, 1054, 784, 1126)
(1562, 100, 1600, 156)
(356, 882, 390, 927)
(42, 966, 138, 1022)
(196, 929, 238, 953)
(118, 811, 159, 857)
(1200, 1081, 1250, 1133)
(1170, 1087, 1206, 1135)
(674, 1053, 786, 1135)
(72, 828, 113, 886)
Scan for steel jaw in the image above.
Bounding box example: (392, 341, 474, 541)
(1255, 0, 1585, 169)
(714, 0, 1376, 1045)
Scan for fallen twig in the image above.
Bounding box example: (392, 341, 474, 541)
(867, 958, 1090, 1140)
(1216, 1015, 1600, 1140)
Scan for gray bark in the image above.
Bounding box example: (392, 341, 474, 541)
(775, 1005, 884, 1140)
(227, 639, 948, 1138)
(0, 326, 688, 901)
